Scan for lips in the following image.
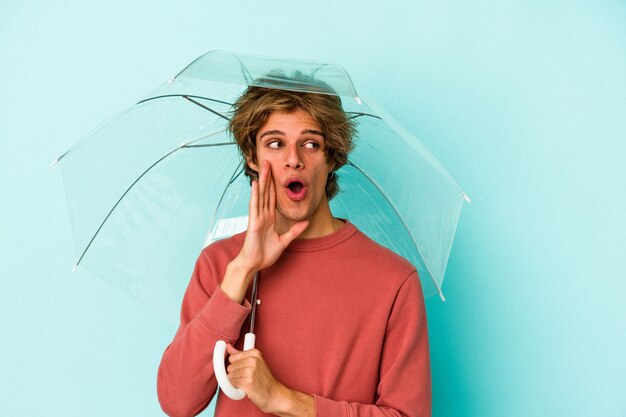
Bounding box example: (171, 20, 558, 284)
(283, 176, 308, 201)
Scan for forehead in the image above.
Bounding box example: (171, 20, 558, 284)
(258, 109, 321, 133)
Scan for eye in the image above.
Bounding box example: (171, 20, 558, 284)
(303, 141, 320, 150)
(267, 140, 282, 149)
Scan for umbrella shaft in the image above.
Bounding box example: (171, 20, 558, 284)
(249, 273, 259, 334)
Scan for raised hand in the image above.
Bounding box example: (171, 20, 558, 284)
(238, 161, 309, 273)
(220, 161, 308, 304)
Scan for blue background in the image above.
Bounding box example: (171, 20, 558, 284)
(1, 1, 625, 416)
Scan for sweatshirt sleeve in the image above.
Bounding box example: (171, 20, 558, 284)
(313, 272, 431, 417)
(157, 251, 252, 417)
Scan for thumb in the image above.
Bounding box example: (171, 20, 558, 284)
(280, 220, 309, 246)
(225, 343, 241, 356)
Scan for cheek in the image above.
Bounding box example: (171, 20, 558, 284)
(257, 151, 275, 164)
(254, 153, 272, 170)
(313, 169, 330, 188)
(264, 161, 280, 179)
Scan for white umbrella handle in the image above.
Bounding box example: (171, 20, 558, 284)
(213, 333, 256, 400)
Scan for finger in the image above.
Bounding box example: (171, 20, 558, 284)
(226, 343, 241, 356)
(227, 361, 247, 374)
(226, 371, 245, 389)
(264, 167, 272, 213)
(226, 343, 247, 365)
(227, 345, 261, 363)
(226, 344, 248, 363)
(269, 172, 276, 217)
(249, 180, 259, 220)
(226, 367, 255, 390)
(280, 220, 309, 246)
(258, 161, 268, 212)
(227, 356, 258, 373)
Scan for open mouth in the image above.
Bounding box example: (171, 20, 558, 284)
(284, 180, 307, 200)
(288, 181, 303, 194)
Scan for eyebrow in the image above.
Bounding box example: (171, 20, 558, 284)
(258, 129, 325, 140)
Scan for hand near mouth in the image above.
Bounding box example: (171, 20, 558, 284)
(236, 161, 309, 277)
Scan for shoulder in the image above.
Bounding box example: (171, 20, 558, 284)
(340, 225, 417, 290)
(338, 225, 424, 316)
(192, 232, 246, 287)
(199, 231, 246, 261)
(353, 228, 415, 270)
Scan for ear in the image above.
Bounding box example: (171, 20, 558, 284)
(246, 156, 259, 173)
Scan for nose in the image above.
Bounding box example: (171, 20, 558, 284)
(284, 145, 303, 169)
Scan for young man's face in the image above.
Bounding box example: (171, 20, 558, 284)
(248, 109, 334, 226)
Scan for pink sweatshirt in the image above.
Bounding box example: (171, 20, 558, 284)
(157, 222, 431, 417)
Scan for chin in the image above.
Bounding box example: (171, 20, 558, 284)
(278, 209, 311, 223)
(276, 202, 315, 223)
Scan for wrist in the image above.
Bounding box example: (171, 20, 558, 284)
(271, 384, 315, 417)
(228, 255, 257, 281)
(220, 257, 257, 304)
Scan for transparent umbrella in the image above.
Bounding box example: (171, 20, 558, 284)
(53, 50, 468, 325)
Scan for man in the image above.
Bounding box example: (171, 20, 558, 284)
(157, 77, 431, 417)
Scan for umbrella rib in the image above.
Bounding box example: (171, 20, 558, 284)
(135, 95, 379, 122)
(74, 142, 235, 269)
(137, 94, 233, 107)
(205, 164, 246, 246)
(183, 143, 235, 148)
(346, 161, 444, 299)
(234, 56, 254, 85)
(183, 96, 231, 121)
(346, 112, 381, 121)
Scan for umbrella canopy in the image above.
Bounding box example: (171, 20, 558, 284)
(55, 50, 467, 322)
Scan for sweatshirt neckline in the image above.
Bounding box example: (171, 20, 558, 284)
(285, 220, 357, 252)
